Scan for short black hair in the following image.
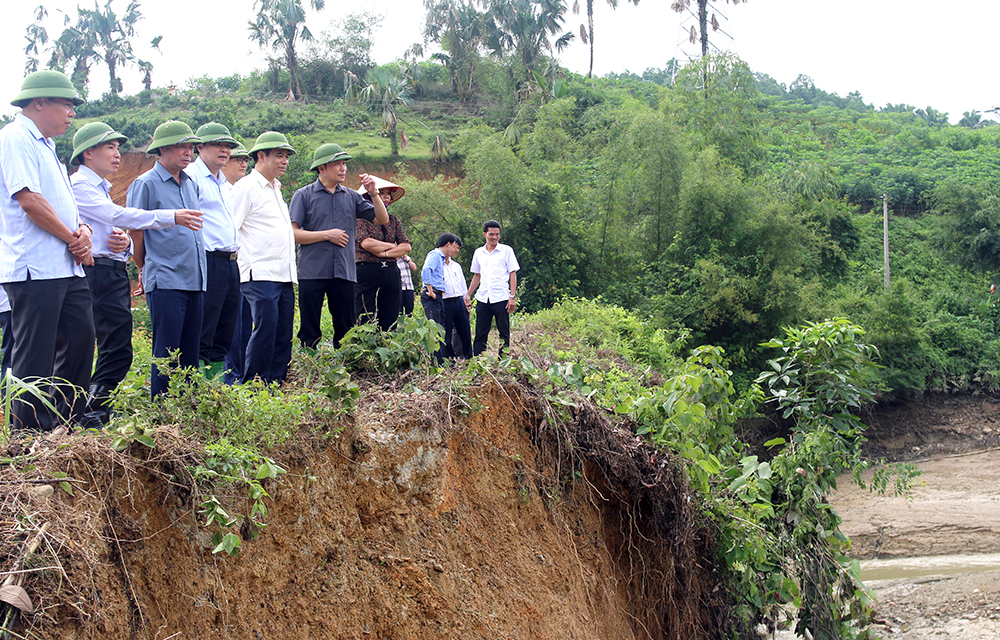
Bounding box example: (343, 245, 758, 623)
(436, 233, 462, 248)
(483, 220, 501, 233)
(251, 148, 275, 164)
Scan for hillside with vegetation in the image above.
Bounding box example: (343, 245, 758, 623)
(25, 42, 1000, 398)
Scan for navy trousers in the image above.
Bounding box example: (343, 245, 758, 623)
(298, 278, 354, 349)
(442, 297, 472, 359)
(239, 280, 294, 384)
(147, 288, 204, 397)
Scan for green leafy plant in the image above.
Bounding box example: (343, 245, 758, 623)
(193, 439, 287, 556)
(337, 315, 443, 375)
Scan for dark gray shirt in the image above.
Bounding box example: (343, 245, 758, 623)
(126, 162, 206, 292)
(289, 180, 375, 281)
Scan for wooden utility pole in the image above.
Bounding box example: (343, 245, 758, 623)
(883, 193, 890, 289)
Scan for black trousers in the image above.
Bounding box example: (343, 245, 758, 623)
(420, 289, 446, 361)
(85, 261, 133, 389)
(355, 261, 402, 332)
(0, 309, 11, 384)
(298, 278, 355, 349)
(442, 297, 472, 359)
(473, 300, 511, 357)
(200, 252, 241, 363)
(400, 288, 414, 316)
(5, 276, 95, 431)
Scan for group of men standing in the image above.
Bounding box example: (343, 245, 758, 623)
(0, 69, 521, 434)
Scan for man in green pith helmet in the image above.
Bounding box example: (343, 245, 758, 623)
(289, 143, 387, 349)
(227, 131, 298, 384)
(126, 120, 206, 397)
(186, 122, 240, 380)
(222, 143, 250, 186)
(71, 121, 203, 420)
(0, 69, 95, 431)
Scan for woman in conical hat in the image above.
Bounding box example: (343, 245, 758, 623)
(355, 176, 413, 330)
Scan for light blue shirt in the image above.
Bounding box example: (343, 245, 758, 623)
(0, 113, 84, 282)
(185, 156, 238, 252)
(421, 248, 447, 291)
(71, 164, 175, 261)
(126, 162, 206, 292)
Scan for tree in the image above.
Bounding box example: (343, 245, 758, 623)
(484, 0, 575, 100)
(667, 52, 764, 174)
(958, 110, 982, 128)
(78, 0, 147, 94)
(350, 68, 412, 157)
(249, 0, 326, 100)
(670, 0, 744, 58)
(23, 5, 50, 74)
(24, 1, 154, 95)
(424, 0, 488, 99)
(572, 0, 639, 79)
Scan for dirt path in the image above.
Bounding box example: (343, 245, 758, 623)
(828, 395, 1000, 639)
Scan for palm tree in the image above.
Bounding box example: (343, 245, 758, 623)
(350, 68, 412, 157)
(50, 25, 99, 94)
(670, 0, 744, 58)
(572, 0, 639, 79)
(78, 0, 146, 94)
(23, 6, 50, 74)
(485, 0, 575, 100)
(249, 0, 325, 100)
(424, 0, 487, 99)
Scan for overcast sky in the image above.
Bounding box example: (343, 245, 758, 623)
(4, 0, 997, 123)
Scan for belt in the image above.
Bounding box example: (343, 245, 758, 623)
(208, 250, 238, 260)
(358, 261, 393, 268)
(92, 257, 127, 270)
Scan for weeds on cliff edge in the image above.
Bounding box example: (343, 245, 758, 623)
(621, 318, 918, 639)
(0, 373, 81, 445)
(111, 353, 342, 450)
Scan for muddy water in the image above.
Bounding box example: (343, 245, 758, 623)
(861, 553, 1000, 581)
(830, 450, 1000, 640)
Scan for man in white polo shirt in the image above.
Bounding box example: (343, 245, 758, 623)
(464, 219, 520, 357)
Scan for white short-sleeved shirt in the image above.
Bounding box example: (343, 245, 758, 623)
(470, 243, 519, 304)
(230, 169, 297, 284)
(0, 113, 83, 281)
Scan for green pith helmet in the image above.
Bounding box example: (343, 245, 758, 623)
(248, 131, 295, 156)
(11, 70, 84, 107)
(309, 143, 352, 171)
(70, 122, 128, 166)
(230, 143, 250, 159)
(195, 122, 238, 148)
(147, 121, 201, 153)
